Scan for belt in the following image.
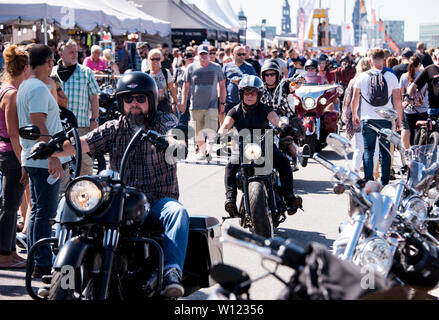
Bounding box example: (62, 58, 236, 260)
(0, 136, 11, 143)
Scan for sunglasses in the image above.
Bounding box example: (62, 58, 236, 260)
(123, 95, 147, 104)
(209, 52, 216, 55)
(150, 57, 161, 61)
(264, 72, 277, 77)
(243, 90, 258, 97)
(236, 53, 246, 57)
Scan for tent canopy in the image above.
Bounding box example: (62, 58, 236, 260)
(0, 0, 171, 36)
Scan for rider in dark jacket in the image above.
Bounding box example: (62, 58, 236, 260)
(218, 75, 303, 218)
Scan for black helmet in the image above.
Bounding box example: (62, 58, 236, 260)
(340, 55, 350, 63)
(317, 53, 329, 63)
(238, 75, 264, 107)
(304, 59, 318, 70)
(261, 59, 281, 83)
(116, 71, 158, 117)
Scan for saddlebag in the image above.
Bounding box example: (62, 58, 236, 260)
(182, 216, 223, 290)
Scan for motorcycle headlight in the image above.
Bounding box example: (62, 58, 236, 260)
(354, 237, 393, 276)
(337, 86, 344, 95)
(304, 97, 316, 110)
(294, 98, 301, 106)
(244, 143, 262, 161)
(402, 197, 428, 227)
(66, 177, 110, 216)
(320, 97, 327, 106)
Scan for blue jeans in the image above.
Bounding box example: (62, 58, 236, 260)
(147, 198, 189, 274)
(361, 120, 392, 186)
(25, 167, 60, 268)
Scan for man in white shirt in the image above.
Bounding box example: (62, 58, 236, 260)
(351, 48, 403, 185)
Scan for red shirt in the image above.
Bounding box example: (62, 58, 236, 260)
(333, 66, 356, 88)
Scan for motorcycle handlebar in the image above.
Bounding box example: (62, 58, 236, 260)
(313, 153, 336, 173)
(225, 226, 306, 269)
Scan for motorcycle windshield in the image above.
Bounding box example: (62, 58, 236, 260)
(407, 145, 439, 191)
(294, 84, 339, 99)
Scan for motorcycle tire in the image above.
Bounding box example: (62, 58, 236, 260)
(48, 267, 96, 300)
(429, 132, 439, 146)
(248, 181, 273, 238)
(304, 135, 316, 157)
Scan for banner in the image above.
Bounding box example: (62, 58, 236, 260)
(342, 23, 355, 46)
(297, 0, 316, 53)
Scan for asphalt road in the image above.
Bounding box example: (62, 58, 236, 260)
(1, 141, 438, 300)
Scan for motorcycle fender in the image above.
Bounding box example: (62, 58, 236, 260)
(53, 236, 93, 270)
(303, 117, 316, 135)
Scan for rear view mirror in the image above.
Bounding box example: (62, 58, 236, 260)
(19, 125, 42, 140)
(327, 133, 351, 156)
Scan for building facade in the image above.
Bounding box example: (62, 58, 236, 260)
(281, 0, 292, 34)
(420, 23, 439, 49)
(383, 20, 404, 46)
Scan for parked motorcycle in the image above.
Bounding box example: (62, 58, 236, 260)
(292, 82, 342, 155)
(20, 126, 223, 300)
(414, 108, 439, 146)
(314, 131, 439, 291)
(209, 226, 436, 300)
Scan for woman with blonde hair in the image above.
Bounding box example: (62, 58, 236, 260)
(0, 45, 30, 268)
(102, 48, 120, 75)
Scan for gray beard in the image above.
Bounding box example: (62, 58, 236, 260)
(127, 112, 148, 127)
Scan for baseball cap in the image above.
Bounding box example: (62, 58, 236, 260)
(198, 45, 209, 54)
(401, 48, 414, 59)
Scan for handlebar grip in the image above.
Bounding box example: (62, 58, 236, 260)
(279, 239, 306, 269)
(313, 153, 336, 172)
(226, 226, 267, 246)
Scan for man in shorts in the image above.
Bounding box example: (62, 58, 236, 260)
(181, 45, 226, 160)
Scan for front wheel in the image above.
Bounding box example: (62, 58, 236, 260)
(304, 134, 316, 157)
(416, 128, 427, 146)
(48, 266, 97, 300)
(248, 181, 273, 238)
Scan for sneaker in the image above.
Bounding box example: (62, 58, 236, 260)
(161, 268, 184, 298)
(32, 265, 52, 279)
(16, 232, 27, 250)
(286, 195, 303, 216)
(224, 199, 239, 218)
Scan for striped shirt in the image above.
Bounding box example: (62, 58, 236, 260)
(85, 112, 179, 206)
(53, 63, 100, 127)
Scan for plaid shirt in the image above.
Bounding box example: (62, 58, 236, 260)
(85, 112, 179, 206)
(53, 63, 100, 127)
(260, 86, 294, 117)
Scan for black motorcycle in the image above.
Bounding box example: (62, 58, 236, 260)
(20, 126, 223, 300)
(221, 128, 297, 238)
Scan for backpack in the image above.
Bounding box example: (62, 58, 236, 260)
(360, 70, 390, 107)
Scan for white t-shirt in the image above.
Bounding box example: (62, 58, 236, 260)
(141, 59, 150, 73)
(354, 68, 400, 120)
(17, 78, 70, 168)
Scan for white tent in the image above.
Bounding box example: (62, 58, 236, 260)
(0, 0, 171, 37)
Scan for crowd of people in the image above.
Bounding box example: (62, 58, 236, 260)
(1, 36, 439, 298)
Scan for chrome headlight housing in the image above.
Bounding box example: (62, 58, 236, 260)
(402, 197, 428, 228)
(294, 98, 301, 106)
(337, 86, 344, 95)
(66, 177, 111, 216)
(354, 237, 393, 276)
(303, 97, 316, 110)
(244, 143, 262, 161)
(320, 97, 328, 106)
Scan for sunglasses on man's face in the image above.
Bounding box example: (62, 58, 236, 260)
(264, 72, 277, 77)
(209, 51, 216, 55)
(123, 95, 147, 104)
(236, 53, 246, 57)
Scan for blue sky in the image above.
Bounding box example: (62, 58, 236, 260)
(230, 0, 439, 41)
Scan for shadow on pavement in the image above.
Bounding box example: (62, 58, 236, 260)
(275, 228, 334, 249)
(0, 285, 28, 298)
(294, 179, 334, 195)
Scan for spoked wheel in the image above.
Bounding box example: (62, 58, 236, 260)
(416, 128, 428, 146)
(93, 153, 107, 174)
(429, 132, 439, 146)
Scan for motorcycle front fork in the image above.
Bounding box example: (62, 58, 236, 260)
(341, 214, 366, 261)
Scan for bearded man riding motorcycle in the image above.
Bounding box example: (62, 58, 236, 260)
(41, 72, 189, 298)
(260, 59, 309, 168)
(218, 75, 303, 218)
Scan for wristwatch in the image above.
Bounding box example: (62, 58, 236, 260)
(90, 118, 99, 122)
